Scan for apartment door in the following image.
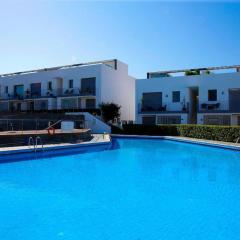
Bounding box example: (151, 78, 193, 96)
(16, 102, 21, 111)
(29, 101, 34, 111)
(189, 87, 199, 124)
(55, 78, 63, 95)
(229, 89, 240, 112)
(81, 78, 96, 95)
(30, 83, 41, 98)
(14, 85, 24, 99)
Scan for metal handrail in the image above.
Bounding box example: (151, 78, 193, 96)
(10, 122, 13, 131)
(46, 120, 62, 130)
(28, 137, 35, 149)
(35, 136, 44, 152)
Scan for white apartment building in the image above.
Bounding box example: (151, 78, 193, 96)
(136, 65, 240, 126)
(0, 59, 135, 121)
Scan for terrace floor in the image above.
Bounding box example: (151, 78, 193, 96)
(0, 134, 110, 153)
(0, 129, 87, 136)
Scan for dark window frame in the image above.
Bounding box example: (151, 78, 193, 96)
(48, 81, 52, 91)
(208, 89, 217, 101)
(69, 79, 73, 89)
(172, 91, 180, 103)
(86, 98, 96, 108)
(5, 86, 8, 94)
(81, 77, 96, 95)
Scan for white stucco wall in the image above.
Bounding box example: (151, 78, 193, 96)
(0, 64, 102, 100)
(100, 61, 135, 121)
(67, 112, 111, 133)
(136, 71, 240, 124)
(0, 60, 135, 121)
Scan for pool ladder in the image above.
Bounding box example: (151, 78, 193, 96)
(28, 136, 44, 152)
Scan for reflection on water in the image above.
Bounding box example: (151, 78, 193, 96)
(0, 137, 239, 240)
(118, 138, 240, 185)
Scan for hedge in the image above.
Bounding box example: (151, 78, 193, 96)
(112, 124, 240, 143)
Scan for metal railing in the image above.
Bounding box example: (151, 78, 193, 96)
(28, 136, 44, 152)
(138, 102, 189, 114)
(0, 119, 87, 133)
(35, 136, 44, 152)
(198, 101, 234, 113)
(28, 137, 35, 149)
(0, 88, 96, 100)
(137, 101, 240, 114)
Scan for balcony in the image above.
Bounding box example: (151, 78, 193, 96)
(198, 101, 240, 113)
(138, 103, 189, 114)
(0, 88, 96, 101)
(59, 88, 96, 97)
(198, 101, 228, 113)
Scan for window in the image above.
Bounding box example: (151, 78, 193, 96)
(61, 98, 77, 109)
(81, 77, 96, 95)
(48, 81, 52, 91)
(14, 85, 24, 98)
(69, 79, 73, 89)
(203, 115, 230, 125)
(208, 89, 217, 101)
(142, 116, 156, 125)
(172, 91, 180, 102)
(142, 92, 162, 111)
(86, 99, 96, 108)
(5, 86, 8, 94)
(157, 115, 181, 124)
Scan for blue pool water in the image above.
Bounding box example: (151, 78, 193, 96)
(0, 137, 240, 240)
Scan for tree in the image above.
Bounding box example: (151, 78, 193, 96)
(185, 70, 200, 76)
(99, 102, 121, 123)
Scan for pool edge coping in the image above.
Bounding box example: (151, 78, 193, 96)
(111, 134, 240, 151)
(0, 133, 240, 155)
(0, 135, 112, 156)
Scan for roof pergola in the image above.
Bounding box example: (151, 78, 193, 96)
(147, 64, 240, 78)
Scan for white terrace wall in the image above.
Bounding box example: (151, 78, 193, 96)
(101, 61, 135, 121)
(0, 60, 135, 122)
(136, 71, 240, 123)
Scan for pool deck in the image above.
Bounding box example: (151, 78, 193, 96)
(0, 129, 88, 136)
(0, 133, 239, 154)
(165, 136, 240, 150)
(0, 134, 111, 154)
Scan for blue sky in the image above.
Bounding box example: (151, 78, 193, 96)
(0, 1, 240, 78)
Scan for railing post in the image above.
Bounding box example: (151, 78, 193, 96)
(35, 119, 38, 133)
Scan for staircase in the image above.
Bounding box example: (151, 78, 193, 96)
(66, 112, 111, 134)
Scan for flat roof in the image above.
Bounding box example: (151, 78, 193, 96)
(0, 59, 117, 78)
(147, 64, 240, 78)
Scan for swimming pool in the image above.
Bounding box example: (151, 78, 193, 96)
(0, 137, 240, 240)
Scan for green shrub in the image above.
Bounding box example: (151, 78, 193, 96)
(185, 70, 200, 76)
(117, 124, 240, 143)
(176, 124, 240, 142)
(122, 124, 178, 136)
(111, 125, 124, 134)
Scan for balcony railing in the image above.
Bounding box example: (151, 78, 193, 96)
(58, 88, 96, 97)
(138, 103, 189, 114)
(198, 101, 232, 113)
(0, 88, 96, 100)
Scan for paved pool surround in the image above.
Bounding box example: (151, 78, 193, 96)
(0, 129, 92, 147)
